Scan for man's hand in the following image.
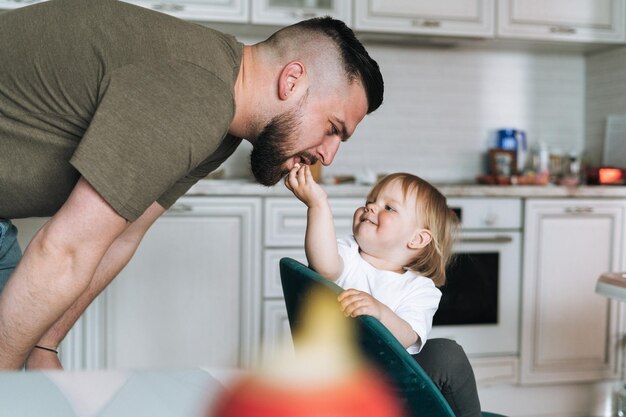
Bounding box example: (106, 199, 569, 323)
(284, 164, 327, 208)
(338, 289, 387, 320)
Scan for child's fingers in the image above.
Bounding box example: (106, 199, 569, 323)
(284, 168, 294, 188)
(304, 165, 315, 182)
(285, 167, 300, 190)
(347, 306, 367, 318)
(342, 299, 367, 318)
(339, 294, 363, 311)
(338, 289, 360, 302)
(285, 169, 294, 187)
(297, 164, 307, 183)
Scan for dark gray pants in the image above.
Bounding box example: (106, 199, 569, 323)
(412, 338, 482, 417)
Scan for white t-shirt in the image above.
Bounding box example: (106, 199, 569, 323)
(336, 235, 442, 354)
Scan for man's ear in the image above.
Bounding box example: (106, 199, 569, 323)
(408, 229, 432, 249)
(278, 61, 305, 100)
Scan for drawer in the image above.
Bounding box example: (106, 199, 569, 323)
(264, 198, 362, 246)
(264, 249, 306, 298)
(447, 198, 522, 230)
(261, 300, 293, 363)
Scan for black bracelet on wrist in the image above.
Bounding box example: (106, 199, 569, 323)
(34, 345, 59, 354)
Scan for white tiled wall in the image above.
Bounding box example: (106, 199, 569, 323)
(222, 42, 586, 183)
(585, 46, 626, 165)
(328, 43, 585, 183)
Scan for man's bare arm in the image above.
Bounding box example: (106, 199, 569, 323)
(26, 200, 166, 369)
(0, 177, 127, 369)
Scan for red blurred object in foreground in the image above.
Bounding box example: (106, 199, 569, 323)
(211, 368, 406, 417)
(210, 289, 406, 417)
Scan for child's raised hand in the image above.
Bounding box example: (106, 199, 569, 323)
(284, 163, 327, 207)
(337, 289, 385, 320)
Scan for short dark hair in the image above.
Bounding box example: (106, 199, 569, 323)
(287, 17, 384, 114)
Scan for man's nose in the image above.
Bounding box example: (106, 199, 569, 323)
(318, 137, 341, 166)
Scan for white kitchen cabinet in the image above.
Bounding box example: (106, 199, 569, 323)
(14, 197, 262, 370)
(125, 0, 249, 23)
(251, 0, 351, 26)
(498, 0, 626, 43)
(260, 197, 359, 361)
(261, 299, 292, 362)
(105, 196, 262, 369)
(264, 197, 361, 247)
(264, 248, 307, 298)
(520, 199, 626, 384)
(353, 0, 495, 38)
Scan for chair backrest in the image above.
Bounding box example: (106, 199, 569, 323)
(279, 257, 456, 417)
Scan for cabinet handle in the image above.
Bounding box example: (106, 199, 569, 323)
(564, 207, 593, 214)
(549, 26, 577, 35)
(460, 236, 513, 244)
(290, 10, 319, 20)
(168, 203, 193, 213)
(412, 19, 441, 28)
(152, 3, 185, 12)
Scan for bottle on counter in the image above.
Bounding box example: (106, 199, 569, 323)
(560, 150, 582, 186)
(527, 142, 550, 185)
(496, 128, 528, 175)
(516, 130, 527, 173)
(549, 148, 564, 184)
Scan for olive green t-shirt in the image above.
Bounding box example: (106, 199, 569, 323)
(0, 0, 243, 221)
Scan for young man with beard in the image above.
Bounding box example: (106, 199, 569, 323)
(0, 0, 384, 369)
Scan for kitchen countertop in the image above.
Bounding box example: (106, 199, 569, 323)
(186, 179, 626, 198)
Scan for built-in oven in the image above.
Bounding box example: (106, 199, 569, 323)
(429, 198, 522, 357)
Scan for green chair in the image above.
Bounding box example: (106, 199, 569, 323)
(279, 257, 507, 417)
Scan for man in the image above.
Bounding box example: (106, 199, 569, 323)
(0, 0, 384, 369)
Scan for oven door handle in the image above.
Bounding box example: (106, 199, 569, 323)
(460, 235, 514, 244)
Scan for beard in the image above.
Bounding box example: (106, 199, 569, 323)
(250, 105, 317, 186)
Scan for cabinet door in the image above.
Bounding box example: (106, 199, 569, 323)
(354, 0, 495, 38)
(105, 197, 261, 369)
(261, 300, 293, 363)
(520, 199, 626, 384)
(252, 0, 351, 26)
(498, 0, 626, 43)
(263, 248, 306, 298)
(126, 0, 249, 23)
(264, 197, 361, 247)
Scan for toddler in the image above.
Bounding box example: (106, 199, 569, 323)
(285, 166, 459, 353)
(285, 166, 484, 417)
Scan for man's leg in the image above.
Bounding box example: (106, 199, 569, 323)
(412, 338, 482, 417)
(0, 219, 22, 293)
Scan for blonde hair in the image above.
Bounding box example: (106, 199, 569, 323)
(366, 173, 459, 287)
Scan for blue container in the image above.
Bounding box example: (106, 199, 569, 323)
(497, 129, 518, 150)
